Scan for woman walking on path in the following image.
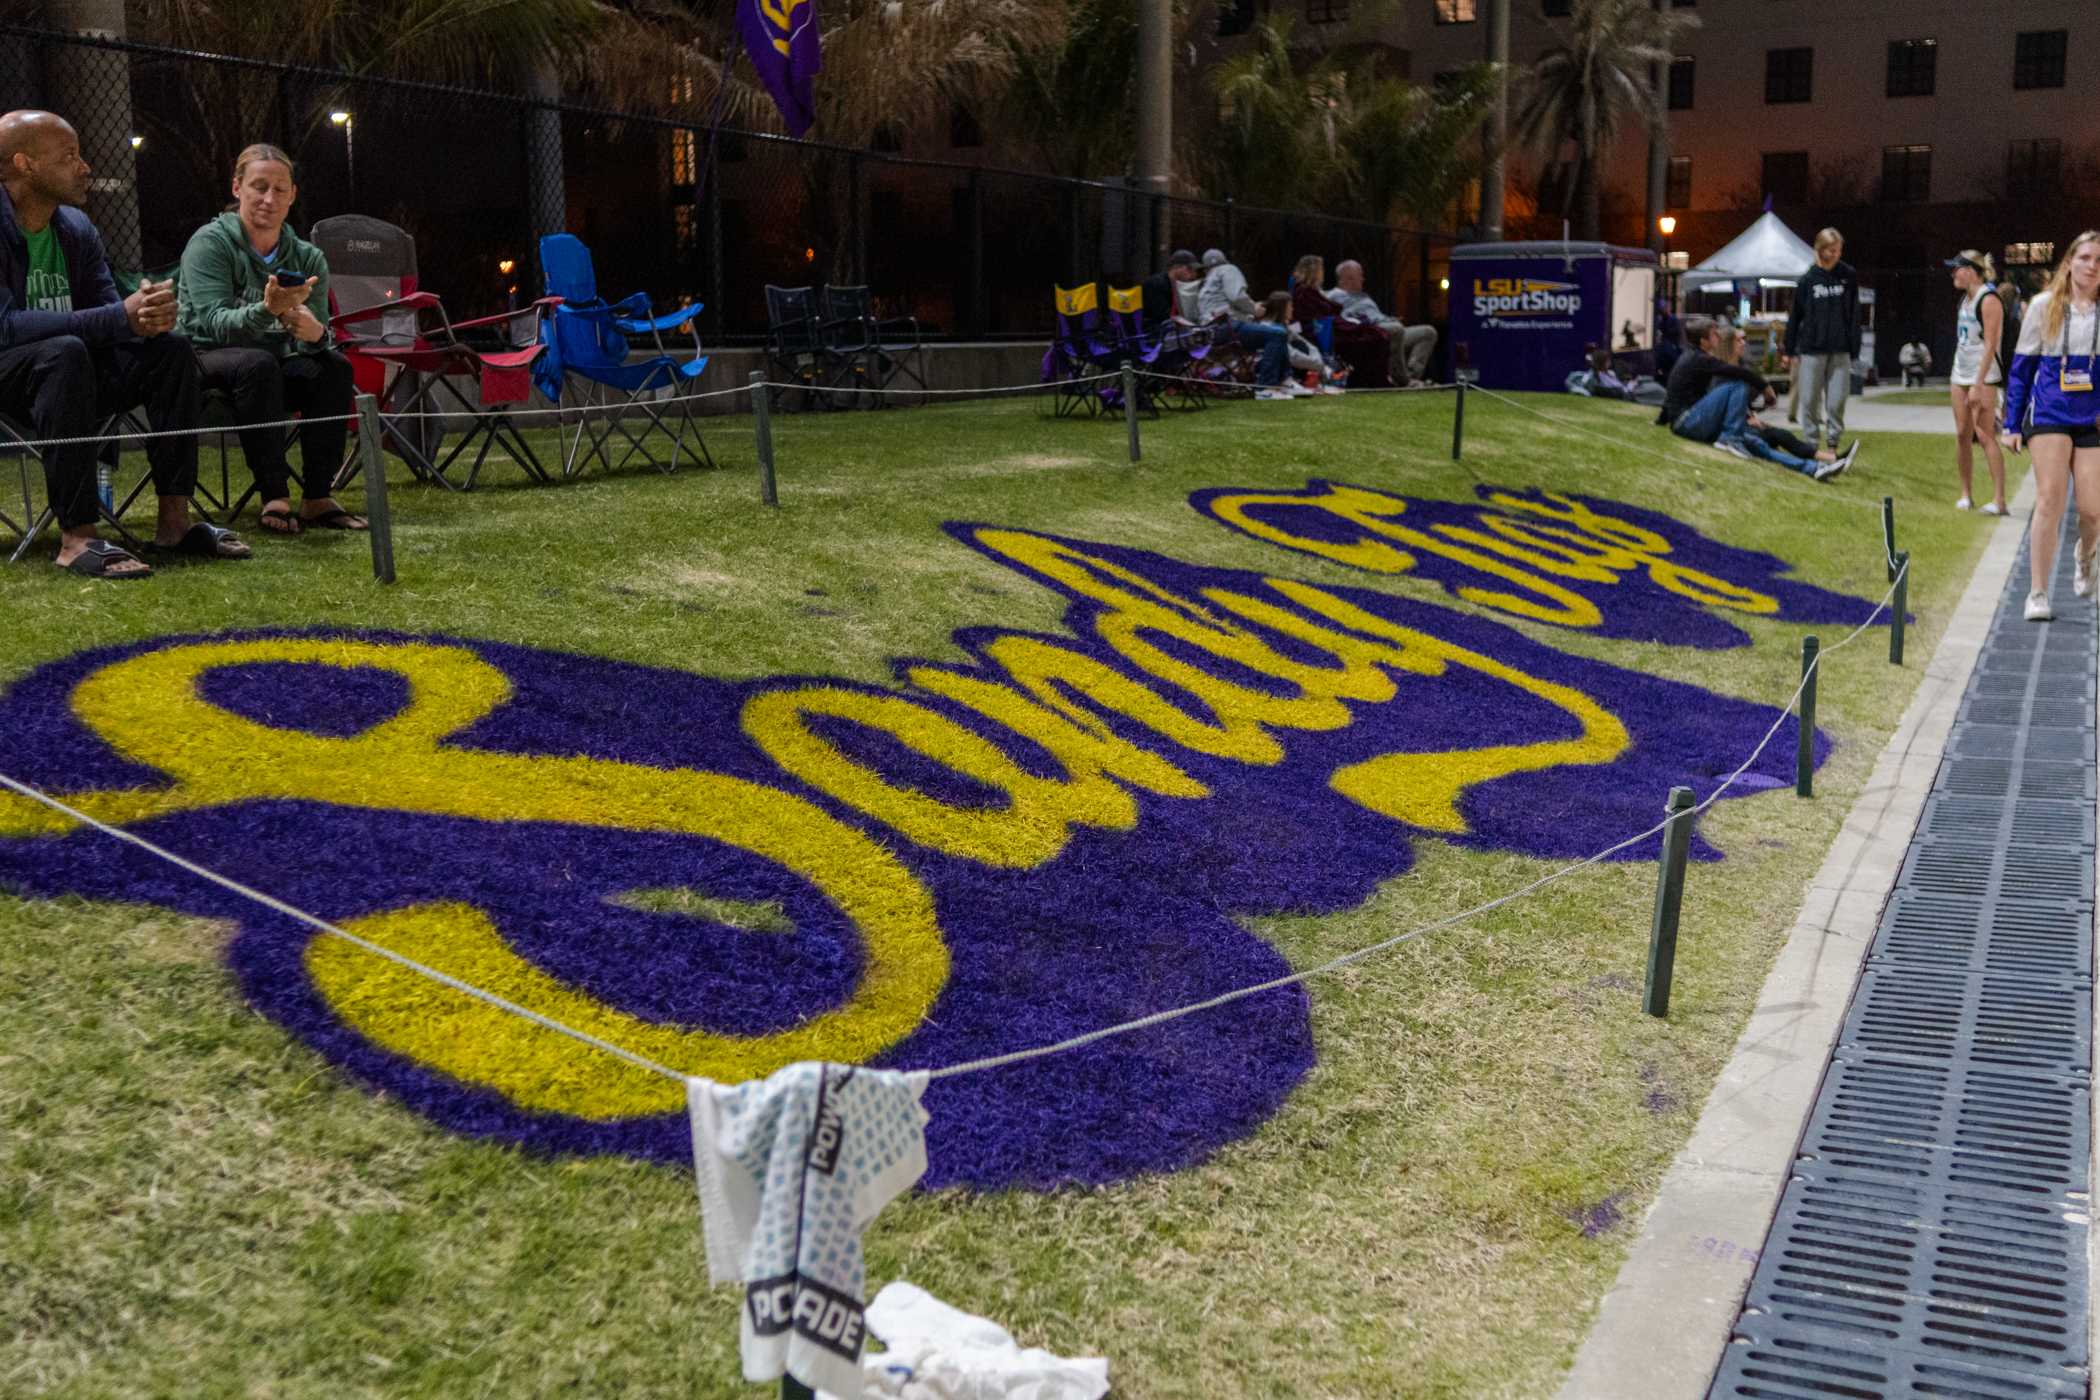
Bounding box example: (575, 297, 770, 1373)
(2000, 232, 2100, 622)
(1783, 228, 1860, 453)
(1948, 251, 2009, 515)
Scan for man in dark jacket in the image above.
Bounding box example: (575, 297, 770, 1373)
(1782, 227, 1862, 454)
(1659, 315, 1846, 480)
(0, 109, 238, 577)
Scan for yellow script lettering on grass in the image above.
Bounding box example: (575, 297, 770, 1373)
(0, 638, 948, 1113)
(1200, 483, 1781, 626)
(740, 529, 1629, 861)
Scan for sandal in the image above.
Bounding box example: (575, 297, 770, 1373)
(60, 539, 151, 579)
(259, 507, 301, 536)
(302, 507, 368, 531)
(157, 521, 252, 560)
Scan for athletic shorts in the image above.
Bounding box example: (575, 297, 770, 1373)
(1950, 372, 2002, 390)
(2028, 423, 2100, 451)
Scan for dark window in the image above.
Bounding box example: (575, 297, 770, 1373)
(1216, 0, 1259, 38)
(1880, 144, 1932, 203)
(1886, 38, 1936, 97)
(2007, 139, 2062, 196)
(1667, 56, 1695, 110)
(1306, 0, 1349, 20)
(1665, 156, 1691, 210)
(1762, 151, 1809, 205)
(2014, 30, 2067, 89)
(1542, 0, 1569, 13)
(1765, 47, 1813, 104)
(1435, 0, 1477, 23)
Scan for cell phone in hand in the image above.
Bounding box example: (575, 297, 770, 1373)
(273, 271, 311, 287)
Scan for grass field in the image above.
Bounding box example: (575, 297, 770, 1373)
(0, 387, 2009, 1399)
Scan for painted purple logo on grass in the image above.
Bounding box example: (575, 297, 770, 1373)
(0, 522, 1824, 1189)
(1189, 481, 1891, 649)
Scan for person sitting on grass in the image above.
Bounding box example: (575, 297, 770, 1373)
(176, 142, 363, 537)
(1658, 315, 1849, 481)
(0, 109, 244, 578)
(1262, 291, 1344, 394)
(1717, 323, 1856, 477)
(1196, 248, 1302, 400)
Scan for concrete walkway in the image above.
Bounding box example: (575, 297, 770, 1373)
(1844, 390, 1957, 436)
(1557, 469, 2044, 1398)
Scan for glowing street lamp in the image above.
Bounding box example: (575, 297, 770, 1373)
(1657, 215, 1677, 237)
(128, 133, 142, 150)
(330, 110, 355, 207)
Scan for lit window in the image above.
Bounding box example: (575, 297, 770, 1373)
(1435, 0, 1477, 24)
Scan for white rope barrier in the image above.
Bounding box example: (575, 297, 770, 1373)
(0, 771, 688, 1085)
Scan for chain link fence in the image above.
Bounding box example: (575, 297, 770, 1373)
(0, 24, 1456, 345)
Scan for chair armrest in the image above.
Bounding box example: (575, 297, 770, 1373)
(329, 291, 441, 330)
(612, 302, 705, 336)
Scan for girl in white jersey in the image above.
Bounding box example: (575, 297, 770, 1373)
(2000, 232, 2100, 621)
(1946, 250, 2007, 515)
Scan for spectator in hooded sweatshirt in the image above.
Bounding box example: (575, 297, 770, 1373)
(1196, 248, 1303, 400)
(1658, 315, 1848, 481)
(1782, 227, 1862, 454)
(2000, 230, 2100, 623)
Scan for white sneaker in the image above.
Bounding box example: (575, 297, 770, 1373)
(1284, 380, 1317, 398)
(1980, 501, 2005, 517)
(1715, 437, 1756, 461)
(1813, 456, 1844, 481)
(1319, 383, 1346, 395)
(2025, 590, 2054, 622)
(2075, 545, 2096, 598)
(1254, 387, 1292, 401)
(1954, 496, 1972, 510)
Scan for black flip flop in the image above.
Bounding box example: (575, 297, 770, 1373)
(61, 539, 151, 579)
(259, 506, 301, 536)
(302, 507, 367, 531)
(157, 521, 252, 560)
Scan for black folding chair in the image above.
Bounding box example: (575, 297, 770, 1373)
(763, 285, 863, 412)
(821, 285, 928, 404)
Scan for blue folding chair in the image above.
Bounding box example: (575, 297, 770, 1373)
(535, 233, 713, 477)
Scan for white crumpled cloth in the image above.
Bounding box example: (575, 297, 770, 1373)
(818, 1281, 1110, 1400)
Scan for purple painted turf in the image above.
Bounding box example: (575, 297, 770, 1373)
(0, 521, 1827, 1190)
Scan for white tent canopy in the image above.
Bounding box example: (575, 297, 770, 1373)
(1682, 211, 1817, 289)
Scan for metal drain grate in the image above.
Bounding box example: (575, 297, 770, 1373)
(1710, 525, 2096, 1399)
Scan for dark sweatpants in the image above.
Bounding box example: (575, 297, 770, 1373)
(194, 347, 355, 504)
(1753, 422, 1822, 460)
(0, 333, 201, 530)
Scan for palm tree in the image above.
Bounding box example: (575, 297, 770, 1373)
(1205, 17, 1495, 228)
(1513, 0, 1695, 241)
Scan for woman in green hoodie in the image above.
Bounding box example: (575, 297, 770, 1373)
(176, 143, 363, 535)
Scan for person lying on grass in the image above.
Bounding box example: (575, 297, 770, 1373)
(176, 143, 365, 538)
(0, 109, 248, 579)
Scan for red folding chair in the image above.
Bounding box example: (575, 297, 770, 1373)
(314, 215, 552, 492)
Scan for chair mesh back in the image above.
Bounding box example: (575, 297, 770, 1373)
(539, 234, 598, 305)
(823, 285, 871, 322)
(311, 214, 419, 338)
(766, 285, 820, 352)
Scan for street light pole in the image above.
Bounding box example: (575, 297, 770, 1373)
(330, 110, 355, 209)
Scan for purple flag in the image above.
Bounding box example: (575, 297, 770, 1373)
(739, 0, 821, 138)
